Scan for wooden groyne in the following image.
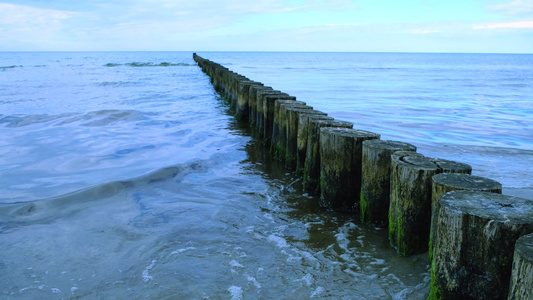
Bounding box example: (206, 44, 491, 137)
(192, 53, 533, 300)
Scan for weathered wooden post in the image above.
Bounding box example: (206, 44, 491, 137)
(231, 76, 249, 107)
(270, 100, 307, 160)
(263, 94, 296, 143)
(319, 128, 380, 211)
(429, 173, 502, 262)
(284, 108, 325, 169)
(249, 86, 273, 129)
(508, 233, 533, 300)
(360, 140, 417, 226)
(213, 67, 227, 94)
(220, 70, 235, 102)
(303, 119, 353, 194)
(430, 191, 533, 300)
(236, 81, 264, 121)
(256, 90, 287, 137)
(389, 151, 471, 256)
(389, 152, 440, 256)
(227, 73, 248, 110)
(296, 114, 333, 175)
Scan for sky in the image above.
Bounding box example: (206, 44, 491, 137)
(0, 0, 532, 53)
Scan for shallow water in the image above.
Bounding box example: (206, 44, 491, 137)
(0, 130, 430, 299)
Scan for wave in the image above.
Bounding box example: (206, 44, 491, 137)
(0, 157, 215, 225)
(0, 109, 154, 128)
(0, 65, 47, 71)
(104, 62, 196, 67)
(97, 81, 140, 87)
(0, 113, 77, 127)
(0, 65, 22, 71)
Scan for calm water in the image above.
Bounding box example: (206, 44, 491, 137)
(203, 52, 533, 192)
(0, 51, 531, 299)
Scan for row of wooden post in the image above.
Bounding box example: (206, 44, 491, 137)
(193, 54, 533, 300)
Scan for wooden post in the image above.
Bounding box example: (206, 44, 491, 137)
(429, 173, 502, 263)
(389, 151, 440, 256)
(296, 114, 333, 176)
(248, 86, 273, 129)
(236, 81, 263, 121)
(319, 128, 380, 211)
(284, 108, 325, 170)
(256, 90, 285, 137)
(263, 94, 296, 143)
(389, 151, 471, 256)
(508, 233, 533, 300)
(303, 119, 353, 194)
(431, 158, 472, 174)
(213, 67, 227, 94)
(431, 191, 533, 300)
(361, 140, 417, 226)
(270, 100, 307, 160)
(227, 74, 247, 110)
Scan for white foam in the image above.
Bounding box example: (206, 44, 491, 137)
(230, 260, 244, 268)
(268, 234, 288, 248)
(370, 259, 386, 265)
(247, 276, 261, 288)
(170, 247, 196, 255)
(295, 249, 318, 262)
(298, 273, 314, 287)
(286, 253, 302, 263)
(311, 286, 324, 298)
(335, 232, 350, 252)
(71, 287, 79, 293)
(51, 288, 61, 294)
(228, 286, 243, 300)
(343, 267, 362, 278)
(19, 286, 33, 293)
(142, 260, 157, 282)
(391, 287, 411, 300)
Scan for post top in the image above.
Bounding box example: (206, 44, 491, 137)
(432, 173, 502, 191)
(363, 139, 417, 152)
(440, 190, 533, 224)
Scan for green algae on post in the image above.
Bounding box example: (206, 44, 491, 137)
(428, 173, 502, 263)
(508, 233, 533, 300)
(302, 119, 353, 194)
(432, 191, 533, 300)
(319, 127, 379, 211)
(361, 140, 416, 226)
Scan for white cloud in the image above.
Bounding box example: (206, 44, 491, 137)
(0, 3, 77, 26)
(490, 0, 533, 15)
(474, 20, 533, 29)
(0, 3, 83, 50)
(325, 23, 359, 27)
(411, 29, 440, 34)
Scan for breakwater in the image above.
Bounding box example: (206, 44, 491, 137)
(193, 53, 533, 299)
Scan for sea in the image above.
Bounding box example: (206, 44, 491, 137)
(0, 51, 531, 299)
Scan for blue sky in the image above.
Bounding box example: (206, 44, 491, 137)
(0, 0, 532, 53)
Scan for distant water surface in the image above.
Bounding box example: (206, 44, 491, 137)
(0, 51, 531, 299)
(202, 52, 533, 192)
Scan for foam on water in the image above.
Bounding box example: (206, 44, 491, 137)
(228, 286, 243, 300)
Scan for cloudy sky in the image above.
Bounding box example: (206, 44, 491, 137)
(1, 0, 532, 53)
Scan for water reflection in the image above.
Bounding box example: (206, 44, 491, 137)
(234, 114, 430, 299)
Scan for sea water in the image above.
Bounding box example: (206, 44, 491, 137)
(0, 51, 531, 299)
(203, 52, 533, 194)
